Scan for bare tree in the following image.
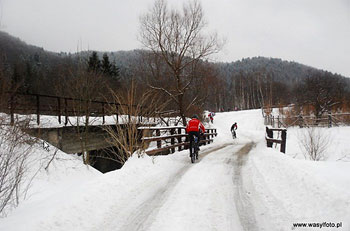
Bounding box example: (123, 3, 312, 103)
(295, 72, 345, 121)
(102, 81, 168, 165)
(298, 128, 331, 161)
(56, 66, 108, 164)
(0, 116, 34, 216)
(139, 0, 223, 125)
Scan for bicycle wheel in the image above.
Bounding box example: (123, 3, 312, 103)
(190, 142, 196, 163)
(191, 152, 195, 163)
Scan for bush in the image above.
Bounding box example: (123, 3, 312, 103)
(0, 116, 34, 216)
(298, 128, 330, 161)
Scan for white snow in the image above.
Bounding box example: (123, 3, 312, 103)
(0, 109, 350, 230)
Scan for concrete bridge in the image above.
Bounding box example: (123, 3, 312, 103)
(27, 125, 121, 154)
(26, 123, 152, 173)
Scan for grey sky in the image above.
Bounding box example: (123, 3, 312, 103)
(0, 0, 349, 77)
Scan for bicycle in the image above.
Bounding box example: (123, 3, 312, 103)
(190, 135, 199, 163)
(231, 130, 237, 139)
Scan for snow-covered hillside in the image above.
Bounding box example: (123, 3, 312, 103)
(0, 109, 349, 230)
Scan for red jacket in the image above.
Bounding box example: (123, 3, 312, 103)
(186, 118, 205, 133)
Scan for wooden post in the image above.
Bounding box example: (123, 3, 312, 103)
(184, 132, 189, 150)
(65, 98, 68, 126)
(170, 128, 175, 153)
(298, 115, 303, 128)
(128, 105, 131, 123)
(281, 129, 287, 153)
(177, 128, 182, 151)
(207, 130, 211, 144)
(156, 129, 161, 149)
(36, 95, 40, 125)
(10, 94, 14, 125)
(57, 97, 61, 124)
(328, 112, 332, 128)
(102, 102, 105, 125)
(266, 127, 273, 147)
(140, 107, 143, 123)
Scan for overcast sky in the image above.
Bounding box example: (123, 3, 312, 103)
(0, 0, 349, 77)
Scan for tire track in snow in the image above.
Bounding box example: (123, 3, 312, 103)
(232, 142, 260, 231)
(117, 143, 234, 231)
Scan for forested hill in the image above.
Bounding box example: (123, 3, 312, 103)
(1, 30, 349, 105)
(1, 31, 348, 83)
(217, 57, 322, 85)
(0, 31, 66, 67)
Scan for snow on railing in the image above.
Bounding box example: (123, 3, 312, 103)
(265, 127, 287, 153)
(138, 126, 218, 155)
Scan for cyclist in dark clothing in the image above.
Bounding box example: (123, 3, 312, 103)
(230, 122, 237, 139)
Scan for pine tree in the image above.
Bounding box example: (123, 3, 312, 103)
(101, 53, 112, 75)
(87, 51, 101, 73)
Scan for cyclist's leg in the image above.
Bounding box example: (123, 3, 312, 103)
(188, 132, 195, 156)
(195, 131, 200, 151)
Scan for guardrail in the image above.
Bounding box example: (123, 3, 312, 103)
(265, 127, 287, 153)
(3, 92, 148, 125)
(138, 126, 218, 155)
(263, 111, 350, 128)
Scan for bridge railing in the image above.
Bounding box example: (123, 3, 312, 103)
(138, 126, 218, 155)
(3, 92, 147, 125)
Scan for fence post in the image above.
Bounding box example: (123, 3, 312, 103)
(207, 129, 211, 144)
(177, 128, 182, 151)
(280, 129, 287, 153)
(170, 128, 175, 153)
(128, 105, 131, 123)
(57, 97, 61, 124)
(36, 95, 40, 125)
(156, 129, 161, 149)
(10, 94, 14, 125)
(140, 107, 143, 123)
(102, 102, 105, 125)
(266, 127, 273, 147)
(64, 98, 68, 126)
(328, 112, 332, 128)
(115, 104, 119, 124)
(298, 115, 303, 128)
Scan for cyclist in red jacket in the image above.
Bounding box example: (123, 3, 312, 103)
(186, 114, 205, 156)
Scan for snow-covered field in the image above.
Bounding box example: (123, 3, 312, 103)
(0, 109, 350, 230)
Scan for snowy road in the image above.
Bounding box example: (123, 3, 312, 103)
(93, 143, 250, 231)
(2, 109, 350, 231)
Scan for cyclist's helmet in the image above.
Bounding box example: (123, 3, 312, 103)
(192, 114, 199, 119)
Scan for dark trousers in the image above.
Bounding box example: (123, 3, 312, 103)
(231, 130, 236, 138)
(188, 131, 200, 154)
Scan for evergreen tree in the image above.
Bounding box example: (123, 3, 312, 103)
(87, 51, 101, 73)
(101, 53, 112, 75)
(100, 53, 119, 80)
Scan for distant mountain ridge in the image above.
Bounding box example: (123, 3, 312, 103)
(217, 57, 321, 85)
(1, 30, 348, 85)
(0, 31, 65, 68)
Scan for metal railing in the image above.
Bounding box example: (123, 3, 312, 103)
(2, 92, 148, 125)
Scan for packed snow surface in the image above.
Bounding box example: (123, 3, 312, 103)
(1, 109, 350, 230)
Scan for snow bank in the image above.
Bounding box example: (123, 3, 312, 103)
(241, 143, 350, 230)
(1, 109, 349, 230)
